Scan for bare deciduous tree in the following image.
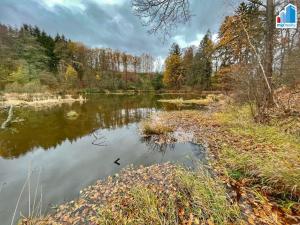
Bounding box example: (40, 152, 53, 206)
(132, 0, 191, 38)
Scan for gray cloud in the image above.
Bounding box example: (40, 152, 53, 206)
(0, 0, 237, 58)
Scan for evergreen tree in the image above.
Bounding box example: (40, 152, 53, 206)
(163, 43, 184, 88)
(170, 43, 181, 56)
(193, 31, 214, 89)
(182, 47, 194, 86)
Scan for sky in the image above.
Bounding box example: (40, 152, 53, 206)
(0, 0, 238, 60)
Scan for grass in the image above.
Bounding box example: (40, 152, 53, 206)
(97, 166, 241, 225)
(158, 94, 219, 106)
(175, 167, 241, 224)
(216, 106, 300, 199)
(141, 119, 173, 135)
(1, 93, 86, 108)
(216, 106, 300, 147)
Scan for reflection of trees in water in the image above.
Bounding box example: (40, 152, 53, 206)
(141, 136, 175, 154)
(0, 94, 160, 159)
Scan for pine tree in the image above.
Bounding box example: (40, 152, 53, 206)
(193, 31, 214, 89)
(163, 43, 184, 88)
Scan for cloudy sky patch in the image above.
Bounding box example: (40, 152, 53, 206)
(0, 0, 238, 59)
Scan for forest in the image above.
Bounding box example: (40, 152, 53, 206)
(0, 24, 161, 92)
(161, 0, 299, 121)
(1, 0, 300, 224)
(1, 1, 298, 101)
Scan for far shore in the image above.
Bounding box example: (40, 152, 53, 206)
(0, 92, 86, 109)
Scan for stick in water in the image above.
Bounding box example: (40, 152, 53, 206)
(1, 105, 13, 129)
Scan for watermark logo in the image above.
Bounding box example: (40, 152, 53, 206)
(276, 3, 297, 29)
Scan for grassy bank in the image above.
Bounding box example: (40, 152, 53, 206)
(20, 101, 300, 224)
(141, 105, 300, 199)
(21, 164, 240, 225)
(157, 94, 221, 106)
(139, 104, 300, 223)
(216, 106, 300, 199)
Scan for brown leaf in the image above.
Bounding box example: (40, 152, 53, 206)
(247, 216, 255, 225)
(207, 218, 215, 225)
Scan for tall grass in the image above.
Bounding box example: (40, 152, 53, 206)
(98, 166, 240, 225)
(216, 106, 300, 199)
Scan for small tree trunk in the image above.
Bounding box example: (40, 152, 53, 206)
(265, 0, 275, 105)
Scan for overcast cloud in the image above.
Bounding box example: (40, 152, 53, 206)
(0, 0, 239, 59)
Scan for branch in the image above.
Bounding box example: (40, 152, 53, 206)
(237, 16, 280, 108)
(132, 0, 191, 38)
(1, 105, 13, 129)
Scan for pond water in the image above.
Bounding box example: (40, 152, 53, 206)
(0, 94, 206, 225)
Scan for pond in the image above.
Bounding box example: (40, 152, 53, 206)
(0, 94, 206, 225)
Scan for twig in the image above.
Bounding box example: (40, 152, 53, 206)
(39, 185, 43, 217)
(28, 163, 31, 218)
(10, 174, 29, 225)
(32, 168, 42, 217)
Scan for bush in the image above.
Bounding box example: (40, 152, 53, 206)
(39, 71, 59, 89)
(5, 80, 48, 93)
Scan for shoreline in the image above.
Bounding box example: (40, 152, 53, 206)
(21, 164, 241, 225)
(20, 97, 300, 224)
(0, 93, 87, 109)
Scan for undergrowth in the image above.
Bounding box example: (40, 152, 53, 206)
(97, 166, 241, 225)
(216, 105, 300, 199)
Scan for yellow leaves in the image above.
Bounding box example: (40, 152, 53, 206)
(194, 217, 200, 224)
(65, 65, 77, 80)
(207, 218, 215, 225)
(247, 216, 255, 225)
(95, 73, 101, 81)
(163, 54, 183, 87)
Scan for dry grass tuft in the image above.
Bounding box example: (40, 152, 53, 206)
(141, 119, 173, 136)
(158, 94, 221, 106)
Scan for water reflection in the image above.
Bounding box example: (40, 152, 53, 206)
(91, 129, 107, 147)
(0, 93, 206, 225)
(141, 136, 176, 153)
(0, 94, 162, 158)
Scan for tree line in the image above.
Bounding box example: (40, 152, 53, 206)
(0, 24, 162, 92)
(161, 0, 299, 120)
(163, 31, 214, 90)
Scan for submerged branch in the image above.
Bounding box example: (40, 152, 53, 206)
(1, 105, 13, 129)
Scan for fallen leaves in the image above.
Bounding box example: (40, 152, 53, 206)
(20, 103, 300, 225)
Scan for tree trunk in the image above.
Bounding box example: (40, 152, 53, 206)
(265, 0, 275, 105)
